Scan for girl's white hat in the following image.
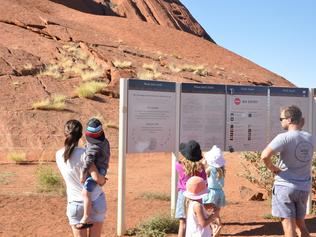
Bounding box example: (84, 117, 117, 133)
(183, 176, 209, 200)
(204, 145, 225, 168)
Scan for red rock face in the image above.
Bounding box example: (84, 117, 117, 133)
(106, 0, 215, 42)
(57, 0, 214, 41)
(0, 0, 292, 161)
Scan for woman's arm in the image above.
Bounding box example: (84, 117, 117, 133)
(89, 164, 107, 186)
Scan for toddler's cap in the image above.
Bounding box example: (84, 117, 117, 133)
(85, 118, 105, 144)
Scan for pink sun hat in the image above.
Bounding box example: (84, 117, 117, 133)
(183, 176, 209, 200)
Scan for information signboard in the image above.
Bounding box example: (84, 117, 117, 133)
(127, 79, 176, 153)
(269, 87, 309, 140)
(180, 83, 226, 151)
(226, 85, 268, 151)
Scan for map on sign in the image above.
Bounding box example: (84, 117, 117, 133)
(127, 80, 176, 153)
(180, 83, 226, 151)
(226, 85, 268, 152)
(269, 87, 309, 140)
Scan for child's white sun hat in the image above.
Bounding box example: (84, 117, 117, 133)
(204, 145, 225, 168)
(183, 176, 209, 200)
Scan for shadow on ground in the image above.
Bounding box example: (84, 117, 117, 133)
(222, 217, 316, 236)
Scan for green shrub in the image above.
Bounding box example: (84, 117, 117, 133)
(139, 192, 170, 201)
(240, 152, 316, 197)
(36, 165, 65, 194)
(239, 152, 278, 196)
(126, 215, 178, 237)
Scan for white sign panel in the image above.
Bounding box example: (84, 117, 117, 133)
(226, 85, 268, 152)
(269, 87, 309, 140)
(180, 83, 226, 151)
(127, 80, 176, 153)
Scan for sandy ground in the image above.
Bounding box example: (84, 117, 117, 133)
(0, 152, 315, 237)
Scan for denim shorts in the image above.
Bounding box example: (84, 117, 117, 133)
(175, 191, 186, 219)
(67, 192, 107, 225)
(272, 185, 309, 219)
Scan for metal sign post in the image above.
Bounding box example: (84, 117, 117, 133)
(117, 79, 127, 236)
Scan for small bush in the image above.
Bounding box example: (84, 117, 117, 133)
(139, 192, 170, 201)
(239, 152, 277, 196)
(75, 81, 107, 99)
(112, 60, 132, 69)
(36, 165, 65, 194)
(32, 94, 66, 111)
(240, 152, 316, 197)
(126, 215, 178, 237)
(7, 152, 27, 164)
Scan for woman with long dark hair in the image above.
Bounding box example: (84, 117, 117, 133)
(56, 120, 107, 237)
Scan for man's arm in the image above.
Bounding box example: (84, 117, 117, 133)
(261, 146, 281, 174)
(89, 163, 107, 186)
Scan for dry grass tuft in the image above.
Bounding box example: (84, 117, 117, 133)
(39, 43, 104, 81)
(32, 95, 66, 110)
(137, 70, 162, 80)
(112, 60, 132, 69)
(75, 81, 107, 99)
(7, 152, 27, 164)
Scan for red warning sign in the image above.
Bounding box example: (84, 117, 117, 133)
(234, 98, 241, 105)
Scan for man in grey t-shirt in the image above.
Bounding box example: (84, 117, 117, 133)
(261, 105, 313, 237)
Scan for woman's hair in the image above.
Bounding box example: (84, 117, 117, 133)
(215, 166, 226, 179)
(179, 155, 204, 176)
(63, 119, 82, 162)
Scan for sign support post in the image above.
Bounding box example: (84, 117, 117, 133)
(171, 83, 181, 217)
(117, 79, 128, 236)
(306, 88, 314, 214)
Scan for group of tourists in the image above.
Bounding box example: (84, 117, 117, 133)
(56, 105, 313, 237)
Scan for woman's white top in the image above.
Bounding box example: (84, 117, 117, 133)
(56, 147, 103, 202)
(186, 201, 212, 237)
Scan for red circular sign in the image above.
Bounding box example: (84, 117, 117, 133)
(234, 98, 241, 105)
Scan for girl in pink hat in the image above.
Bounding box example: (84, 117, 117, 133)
(184, 176, 215, 237)
(176, 140, 207, 237)
(202, 145, 226, 237)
